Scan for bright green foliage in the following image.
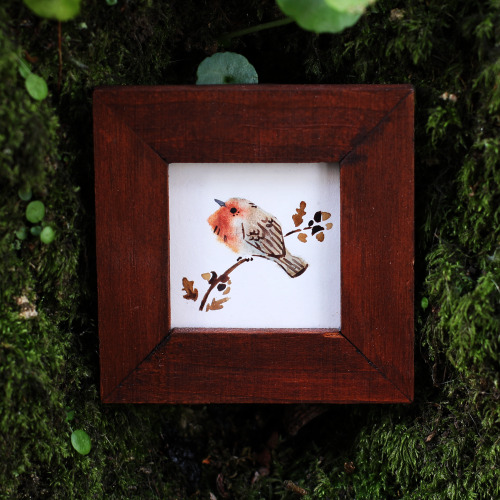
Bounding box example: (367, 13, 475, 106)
(24, 72, 48, 100)
(325, 0, 374, 13)
(71, 429, 92, 455)
(196, 52, 258, 84)
(25, 200, 45, 223)
(277, 0, 362, 33)
(0, 33, 57, 188)
(23, 0, 81, 21)
(40, 226, 56, 244)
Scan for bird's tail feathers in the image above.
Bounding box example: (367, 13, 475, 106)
(272, 251, 308, 278)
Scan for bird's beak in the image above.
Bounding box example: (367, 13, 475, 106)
(214, 199, 226, 207)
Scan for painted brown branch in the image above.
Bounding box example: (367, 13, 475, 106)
(199, 258, 251, 311)
(284, 226, 312, 237)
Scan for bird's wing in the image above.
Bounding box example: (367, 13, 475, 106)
(242, 215, 286, 258)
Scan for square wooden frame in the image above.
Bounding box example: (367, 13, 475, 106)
(94, 85, 414, 404)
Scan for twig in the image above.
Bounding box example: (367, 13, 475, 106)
(199, 258, 251, 311)
(219, 17, 294, 43)
(57, 21, 62, 92)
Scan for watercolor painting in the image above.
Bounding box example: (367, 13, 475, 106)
(169, 162, 341, 329)
(182, 198, 333, 312)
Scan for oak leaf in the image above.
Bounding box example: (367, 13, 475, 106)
(206, 297, 229, 311)
(292, 201, 307, 227)
(182, 277, 198, 301)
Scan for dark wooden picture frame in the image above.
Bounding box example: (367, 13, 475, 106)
(94, 85, 414, 404)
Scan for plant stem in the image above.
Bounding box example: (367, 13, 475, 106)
(57, 21, 62, 92)
(199, 258, 251, 311)
(220, 17, 294, 42)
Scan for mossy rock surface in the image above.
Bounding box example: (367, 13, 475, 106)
(1, 0, 499, 498)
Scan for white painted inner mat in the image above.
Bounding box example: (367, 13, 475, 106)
(169, 163, 340, 329)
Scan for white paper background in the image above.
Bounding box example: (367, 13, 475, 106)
(169, 163, 340, 328)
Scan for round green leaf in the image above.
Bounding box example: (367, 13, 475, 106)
(15, 227, 28, 240)
(106, 0, 118, 5)
(30, 226, 42, 236)
(276, 0, 362, 33)
(40, 226, 56, 244)
(71, 429, 91, 455)
(421, 297, 429, 310)
(324, 0, 373, 14)
(23, 0, 81, 21)
(18, 185, 32, 201)
(25, 73, 48, 101)
(196, 52, 258, 85)
(26, 201, 45, 223)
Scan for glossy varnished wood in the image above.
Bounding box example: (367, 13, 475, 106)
(94, 85, 414, 404)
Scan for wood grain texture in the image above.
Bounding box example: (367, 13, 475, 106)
(105, 330, 406, 404)
(341, 92, 414, 400)
(94, 104, 170, 399)
(93, 85, 414, 404)
(98, 85, 412, 164)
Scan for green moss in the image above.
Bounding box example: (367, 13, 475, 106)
(1, 0, 500, 497)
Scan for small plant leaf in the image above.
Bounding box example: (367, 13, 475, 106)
(196, 52, 258, 85)
(324, 0, 373, 14)
(40, 226, 56, 244)
(65, 408, 75, 422)
(292, 201, 307, 227)
(182, 277, 198, 301)
(30, 226, 42, 236)
(206, 297, 229, 311)
(106, 0, 118, 5)
(23, 0, 81, 21)
(18, 59, 32, 79)
(298, 232, 308, 243)
(276, 0, 362, 33)
(26, 200, 45, 223)
(15, 227, 28, 240)
(71, 429, 91, 455)
(18, 185, 32, 201)
(25, 73, 48, 101)
(421, 297, 429, 310)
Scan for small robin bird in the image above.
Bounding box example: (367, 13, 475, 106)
(208, 198, 308, 278)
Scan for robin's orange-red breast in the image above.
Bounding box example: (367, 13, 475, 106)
(208, 198, 308, 278)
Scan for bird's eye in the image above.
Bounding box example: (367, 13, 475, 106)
(230, 207, 237, 214)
